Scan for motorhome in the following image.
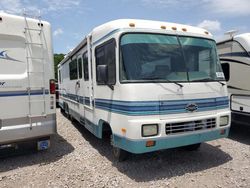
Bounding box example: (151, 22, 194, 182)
(0, 13, 56, 151)
(58, 19, 231, 161)
(217, 32, 250, 125)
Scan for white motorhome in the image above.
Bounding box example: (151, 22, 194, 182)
(58, 19, 231, 161)
(0, 13, 56, 150)
(217, 33, 250, 126)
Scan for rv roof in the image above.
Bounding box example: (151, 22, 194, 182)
(217, 33, 250, 52)
(59, 19, 213, 67)
(0, 12, 49, 25)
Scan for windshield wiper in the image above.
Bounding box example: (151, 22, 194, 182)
(141, 77, 183, 88)
(192, 78, 225, 86)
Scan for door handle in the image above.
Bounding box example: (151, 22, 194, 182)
(76, 81, 80, 88)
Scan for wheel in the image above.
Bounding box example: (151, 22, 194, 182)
(64, 104, 70, 119)
(113, 146, 129, 162)
(183, 143, 201, 151)
(60, 106, 65, 113)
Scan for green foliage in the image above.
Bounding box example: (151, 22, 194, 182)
(54, 53, 65, 81)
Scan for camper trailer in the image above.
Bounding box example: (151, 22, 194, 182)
(217, 32, 250, 125)
(58, 19, 230, 161)
(0, 13, 56, 150)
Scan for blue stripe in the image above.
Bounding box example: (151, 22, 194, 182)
(60, 92, 229, 116)
(0, 90, 49, 97)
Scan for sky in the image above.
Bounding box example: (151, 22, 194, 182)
(0, 0, 250, 54)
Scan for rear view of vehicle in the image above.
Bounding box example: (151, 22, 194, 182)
(0, 13, 56, 151)
(217, 32, 250, 125)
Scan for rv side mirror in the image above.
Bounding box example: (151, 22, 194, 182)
(97, 65, 108, 84)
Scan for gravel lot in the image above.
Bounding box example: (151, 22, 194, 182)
(0, 109, 249, 188)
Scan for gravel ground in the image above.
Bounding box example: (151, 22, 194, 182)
(0, 109, 249, 188)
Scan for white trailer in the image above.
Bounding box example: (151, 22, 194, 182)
(217, 33, 250, 126)
(0, 13, 56, 150)
(58, 19, 231, 161)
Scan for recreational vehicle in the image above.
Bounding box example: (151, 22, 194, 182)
(217, 33, 250, 126)
(58, 19, 231, 161)
(0, 13, 56, 151)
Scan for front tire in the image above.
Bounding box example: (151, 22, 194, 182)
(113, 146, 129, 162)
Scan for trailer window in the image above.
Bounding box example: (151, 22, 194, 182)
(69, 59, 77, 80)
(83, 52, 89, 81)
(78, 58, 83, 79)
(96, 39, 116, 85)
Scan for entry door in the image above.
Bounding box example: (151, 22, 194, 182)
(82, 49, 96, 133)
(75, 55, 83, 121)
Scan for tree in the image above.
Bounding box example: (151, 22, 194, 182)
(54, 53, 65, 81)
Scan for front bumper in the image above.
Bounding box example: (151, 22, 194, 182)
(113, 128, 230, 154)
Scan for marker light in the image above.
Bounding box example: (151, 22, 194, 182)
(129, 23, 135, 27)
(121, 128, 126, 134)
(172, 26, 177, 30)
(161, 25, 166, 29)
(204, 31, 209, 35)
(182, 28, 187, 32)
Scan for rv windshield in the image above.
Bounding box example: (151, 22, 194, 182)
(120, 33, 224, 83)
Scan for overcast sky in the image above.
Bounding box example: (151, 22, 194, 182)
(0, 0, 249, 54)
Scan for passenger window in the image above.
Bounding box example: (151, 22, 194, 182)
(221, 63, 230, 81)
(95, 39, 116, 85)
(82, 52, 89, 81)
(78, 58, 83, 79)
(69, 59, 78, 80)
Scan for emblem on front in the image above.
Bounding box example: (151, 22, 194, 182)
(186, 103, 198, 112)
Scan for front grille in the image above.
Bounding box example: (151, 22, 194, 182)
(166, 118, 216, 135)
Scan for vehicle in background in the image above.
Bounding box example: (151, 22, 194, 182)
(217, 31, 250, 126)
(0, 13, 56, 151)
(58, 19, 230, 161)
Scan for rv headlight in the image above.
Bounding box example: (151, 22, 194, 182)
(142, 124, 158, 137)
(220, 116, 229, 126)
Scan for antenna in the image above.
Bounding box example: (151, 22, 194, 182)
(22, 8, 42, 19)
(224, 30, 238, 38)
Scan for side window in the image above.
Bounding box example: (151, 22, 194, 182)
(58, 70, 62, 83)
(221, 63, 230, 81)
(232, 41, 249, 57)
(69, 59, 78, 80)
(82, 52, 89, 81)
(217, 41, 233, 56)
(95, 39, 116, 85)
(78, 58, 83, 79)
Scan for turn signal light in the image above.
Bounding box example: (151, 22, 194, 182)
(146, 140, 156, 147)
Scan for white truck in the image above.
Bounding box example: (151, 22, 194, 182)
(0, 13, 56, 151)
(217, 33, 250, 126)
(58, 19, 231, 161)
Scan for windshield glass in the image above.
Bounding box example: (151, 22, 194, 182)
(120, 33, 224, 83)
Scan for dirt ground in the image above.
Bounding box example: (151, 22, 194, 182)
(0, 109, 249, 188)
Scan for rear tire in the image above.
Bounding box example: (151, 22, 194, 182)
(183, 143, 201, 151)
(113, 146, 129, 162)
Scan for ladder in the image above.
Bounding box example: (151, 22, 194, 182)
(23, 12, 47, 129)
